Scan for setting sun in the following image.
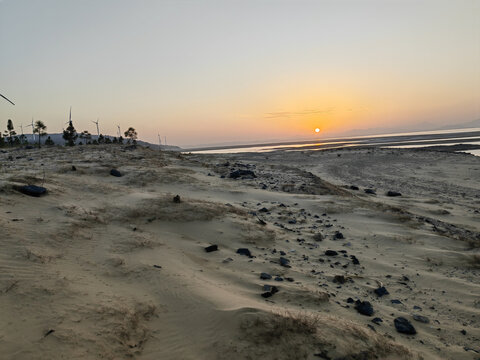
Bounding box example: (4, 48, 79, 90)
(315, 128, 320, 133)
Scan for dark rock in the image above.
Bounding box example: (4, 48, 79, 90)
(334, 232, 344, 240)
(15, 185, 47, 197)
(346, 297, 354, 303)
(260, 272, 272, 280)
(279, 257, 291, 268)
(153, 265, 162, 269)
(261, 285, 279, 298)
(372, 317, 383, 325)
(173, 195, 181, 203)
(394, 317, 416, 335)
(412, 314, 429, 324)
(386, 191, 402, 197)
(110, 169, 122, 177)
(259, 207, 269, 212)
(325, 250, 338, 256)
(350, 185, 359, 190)
(229, 169, 256, 179)
(461, 329, 467, 335)
(333, 275, 346, 284)
(355, 300, 374, 316)
(364, 188, 376, 195)
(236, 248, 252, 257)
(274, 277, 283, 281)
(71, 165, 77, 171)
(205, 245, 218, 253)
(374, 286, 389, 297)
(279, 251, 286, 256)
(313, 233, 324, 242)
(44, 329, 55, 337)
(350, 255, 360, 265)
(391, 299, 402, 304)
(285, 277, 294, 282)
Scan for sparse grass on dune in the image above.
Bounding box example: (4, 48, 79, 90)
(104, 195, 247, 223)
(238, 310, 420, 360)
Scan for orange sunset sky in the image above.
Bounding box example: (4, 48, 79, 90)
(1, 0, 479, 147)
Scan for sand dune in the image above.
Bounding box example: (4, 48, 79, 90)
(1, 145, 479, 359)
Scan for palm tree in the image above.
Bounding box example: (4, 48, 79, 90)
(33, 120, 47, 147)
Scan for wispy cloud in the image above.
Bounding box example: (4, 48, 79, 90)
(265, 108, 334, 119)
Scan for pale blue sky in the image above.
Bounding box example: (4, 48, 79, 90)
(1, 0, 479, 146)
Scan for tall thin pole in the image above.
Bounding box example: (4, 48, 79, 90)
(31, 118, 36, 141)
(158, 134, 161, 150)
(164, 136, 167, 146)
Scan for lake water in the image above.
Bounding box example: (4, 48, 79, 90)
(188, 128, 480, 156)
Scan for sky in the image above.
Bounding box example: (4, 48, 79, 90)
(0, 0, 479, 147)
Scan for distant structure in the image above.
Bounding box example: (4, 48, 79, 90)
(27, 118, 36, 141)
(65, 107, 73, 127)
(92, 118, 100, 137)
(117, 125, 121, 138)
(0, 93, 15, 105)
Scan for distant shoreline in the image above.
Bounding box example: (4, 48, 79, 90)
(184, 128, 480, 153)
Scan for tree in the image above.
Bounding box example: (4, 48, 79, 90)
(19, 134, 27, 145)
(79, 130, 92, 144)
(124, 127, 137, 145)
(45, 136, 55, 146)
(98, 134, 105, 144)
(33, 120, 47, 147)
(118, 136, 124, 144)
(63, 120, 78, 146)
(5, 119, 16, 146)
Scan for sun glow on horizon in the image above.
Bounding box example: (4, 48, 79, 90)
(315, 128, 320, 133)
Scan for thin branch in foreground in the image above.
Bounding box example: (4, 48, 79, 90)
(0, 93, 15, 105)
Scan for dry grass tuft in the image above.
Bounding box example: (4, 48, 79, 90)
(237, 310, 419, 360)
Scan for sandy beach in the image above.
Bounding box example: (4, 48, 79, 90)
(1, 145, 479, 359)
